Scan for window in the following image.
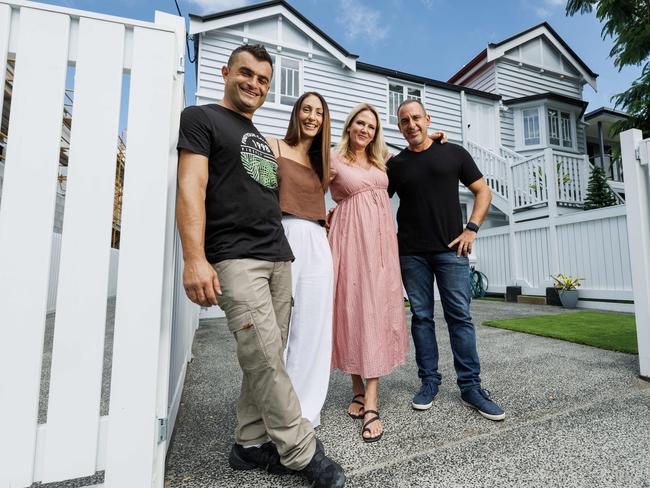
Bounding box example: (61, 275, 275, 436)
(522, 108, 540, 146)
(547, 108, 573, 148)
(388, 82, 422, 125)
(267, 54, 301, 106)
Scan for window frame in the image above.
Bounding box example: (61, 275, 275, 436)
(514, 101, 579, 153)
(387, 79, 424, 126)
(266, 53, 303, 110)
(546, 105, 577, 152)
(514, 104, 546, 152)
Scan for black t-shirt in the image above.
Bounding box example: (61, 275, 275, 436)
(177, 104, 293, 263)
(387, 142, 483, 255)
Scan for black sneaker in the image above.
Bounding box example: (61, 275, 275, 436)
(228, 442, 290, 475)
(299, 439, 345, 487)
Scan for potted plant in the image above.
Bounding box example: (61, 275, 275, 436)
(550, 274, 585, 309)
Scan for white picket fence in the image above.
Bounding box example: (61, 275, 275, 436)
(47, 232, 119, 314)
(475, 204, 634, 311)
(0, 2, 197, 487)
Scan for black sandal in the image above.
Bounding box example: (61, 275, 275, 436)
(361, 410, 383, 443)
(347, 393, 365, 419)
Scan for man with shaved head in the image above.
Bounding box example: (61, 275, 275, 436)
(387, 98, 505, 422)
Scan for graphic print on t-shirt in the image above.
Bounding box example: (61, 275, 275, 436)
(240, 132, 278, 189)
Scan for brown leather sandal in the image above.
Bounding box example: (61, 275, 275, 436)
(361, 410, 383, 443)
(347, 393, 365, 419)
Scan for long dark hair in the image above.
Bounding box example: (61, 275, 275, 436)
(283, 91, 331, 191)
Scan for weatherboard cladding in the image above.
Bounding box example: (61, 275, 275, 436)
(495, 60, 583, 100)
(196, 30, 466, 147)
(500, 109, 515, 150)
(463, 64, 497, 94)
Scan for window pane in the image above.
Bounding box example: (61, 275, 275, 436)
(407, 87, 421, 100)
(388, 83, 404, 125)
(287, 68, 293, 94)
(280, 56, 300, 106)
(561, 112, 572, 147)
(281, 94, 298, 105)
(548, 109, 560, 146)
(282, 57, 299, 70)
(523, 108, 540, 145)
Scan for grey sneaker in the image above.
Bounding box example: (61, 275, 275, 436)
(299, 439, 345, 487)
(461, 388, 505, 421)
(412, 382, 439, 410)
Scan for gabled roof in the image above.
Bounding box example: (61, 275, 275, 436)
(190, 0, 500, 101)
(449, 22, 598, 89)
(189, 0, 358, 70)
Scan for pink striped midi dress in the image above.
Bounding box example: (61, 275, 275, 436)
(328, 152, 408, 379)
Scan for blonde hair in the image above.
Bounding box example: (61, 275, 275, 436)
(336, 103, 388, 172)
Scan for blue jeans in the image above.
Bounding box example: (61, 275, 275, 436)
(400, 253, 481, 392)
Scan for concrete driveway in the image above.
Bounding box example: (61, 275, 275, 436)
(164, 300, 650, 488)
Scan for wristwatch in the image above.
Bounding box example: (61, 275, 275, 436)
(465, 221, 480, 233)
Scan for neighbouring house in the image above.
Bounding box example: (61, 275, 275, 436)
(189, 0, 634, 309)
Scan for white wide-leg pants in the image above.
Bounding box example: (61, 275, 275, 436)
(282, 216, 333, 428)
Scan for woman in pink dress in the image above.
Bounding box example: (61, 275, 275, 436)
(328, 103, 408, 443)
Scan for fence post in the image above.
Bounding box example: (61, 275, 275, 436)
(505, 154, 520, 285)
(621, 129, 650, 379)
(544, 148, 560, 277)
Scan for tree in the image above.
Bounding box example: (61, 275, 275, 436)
(583, 165, 617, 209)
(566, 0, 650, 137)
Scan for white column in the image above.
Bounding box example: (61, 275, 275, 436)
(621, 129, 650, 379)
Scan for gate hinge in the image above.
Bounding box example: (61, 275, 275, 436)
(158, 418, 169, 443)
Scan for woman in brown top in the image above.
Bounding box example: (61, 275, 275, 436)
(266, 92, 332, 428)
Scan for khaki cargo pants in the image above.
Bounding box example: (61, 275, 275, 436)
(213, 258, 316, 470)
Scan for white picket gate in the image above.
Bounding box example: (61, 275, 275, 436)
(0, 1, 197, 487)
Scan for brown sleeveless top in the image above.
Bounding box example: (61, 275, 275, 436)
(276, 140, 326, 223)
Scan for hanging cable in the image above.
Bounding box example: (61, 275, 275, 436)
(173, 0, 196, 64)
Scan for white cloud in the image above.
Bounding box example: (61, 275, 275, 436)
(336, 0, 388, 43)
(185, 0, 251, 15)
(532, 0, 566, 18)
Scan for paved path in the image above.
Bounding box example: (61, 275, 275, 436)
(164, 300, 650, 487)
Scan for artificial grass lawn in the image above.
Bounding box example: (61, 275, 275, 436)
(483, 311, 638, 354)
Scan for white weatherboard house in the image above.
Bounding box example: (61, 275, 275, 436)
(190, 0, 634, 310)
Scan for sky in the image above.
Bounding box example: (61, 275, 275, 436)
(42, 0, 643, 112)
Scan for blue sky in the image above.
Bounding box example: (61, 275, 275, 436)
(44, 0, 642, 112)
